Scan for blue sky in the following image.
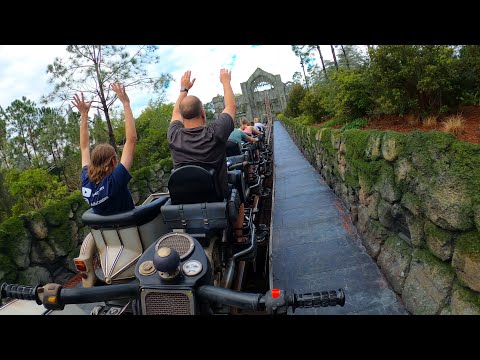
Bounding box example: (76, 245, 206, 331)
(0, 45, 337, 118)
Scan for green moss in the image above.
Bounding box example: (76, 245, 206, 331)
(424, 220, 451, 240)
(0, 216, 28, 258)
(40, 196, 75, 226)
(318, 117, 351, 129)
(158, 157, 173, 172)
(340, 118, 369, 131)
(448, 141, 480, 207)
(401, 192, 422, 216)
(453, 281, 480, 309)
(455, 231, 480, 260)
(132, 165, 155, 181)
(48, 222, 75, 256)
(413, 248, 455, 278)
(0, 254, 17, 281)
(412, 248, 455, 277)
(384, 235, 412, 258)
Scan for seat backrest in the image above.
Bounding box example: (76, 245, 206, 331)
(226, 140, 241, 157)
(168, 165, 223, 205)
(81, 197, 170, 284)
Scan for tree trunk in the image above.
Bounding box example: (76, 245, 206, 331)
(300, 58, 309, 89)
(19, 130, 32, 165)
(340, 45, 350, 69)
(94, 56, 117, 152)
(27, 127, 38, 158)
(100, 98, 117, 151)
(316, 45, 328, 80)
(331, 45, 339, 70)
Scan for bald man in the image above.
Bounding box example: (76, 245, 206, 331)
(167, 69, 245, 240)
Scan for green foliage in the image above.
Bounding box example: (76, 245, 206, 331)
(284, 84, 307, 118)
(132, 101, 173, 172)
(299, 84, 333, 121)
(293, 114, 315, 125)
(330, 69, 375, 117)
(457, 45, 480, 105)
(318, 117, 350, 129)
(369, 45, 459, 116)
(6, 168, 68, 216)
(340, 118, 369, 131)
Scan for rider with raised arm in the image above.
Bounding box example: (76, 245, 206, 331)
(168, 69, 245, 240)
(74, 84, 137, 216)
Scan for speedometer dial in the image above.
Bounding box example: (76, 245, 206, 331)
(182, 260, 203, 276)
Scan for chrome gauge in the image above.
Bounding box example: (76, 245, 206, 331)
(182, 260, 203, 277)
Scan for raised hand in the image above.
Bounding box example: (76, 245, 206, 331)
(219, 68, 231, 85)
(111, 83, 130, 104)
(71, 93, 93, 115)
(181, 70, 196, 91)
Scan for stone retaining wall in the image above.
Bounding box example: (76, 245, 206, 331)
(280, 118, 480, 314)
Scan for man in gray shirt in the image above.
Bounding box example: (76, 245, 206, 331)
(168, 69, 245, 240)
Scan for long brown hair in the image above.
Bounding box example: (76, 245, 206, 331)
(88, 143, 117, 184)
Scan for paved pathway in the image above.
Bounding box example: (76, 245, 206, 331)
(271, 121, 408, 315)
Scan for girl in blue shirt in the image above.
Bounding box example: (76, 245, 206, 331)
(72, 84, 137, 215)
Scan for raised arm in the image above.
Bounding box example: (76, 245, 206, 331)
(250, 126, 261, 135)
(71, 93, 92, 167)
(220, 68, 236, 121)
(171, 70, 196, 123)
(111, 83, 136, 171)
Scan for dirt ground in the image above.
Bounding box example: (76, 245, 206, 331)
(313, 105, 480, 145)
(362, 105, 480, 144)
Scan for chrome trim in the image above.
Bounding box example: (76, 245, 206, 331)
(154, 232, 195, 260)
(110, 253, 142, 280)
(108, 229, 125, 279)
(100, 229, 109, 277)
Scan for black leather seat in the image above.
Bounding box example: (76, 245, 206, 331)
(227, 154, 246, 166)
(226, 140, 242, 157)
(82, 196, 169, 228)
(168, 165, 224, 205)
(163, 165, 240, 229)
(227, 170, 247, 204)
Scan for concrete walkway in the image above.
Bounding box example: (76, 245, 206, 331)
(271, 121, 408, 315)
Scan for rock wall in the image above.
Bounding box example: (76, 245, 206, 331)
(280, 118, 480, 314)
(0, 158, 173, 287)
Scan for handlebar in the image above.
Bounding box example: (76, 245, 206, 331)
(1, 282, 344, 314)
(1, 282, 138, 310)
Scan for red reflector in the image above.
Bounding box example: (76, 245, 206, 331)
(74, 259, 87, 272)
(272, 288, 281, 299)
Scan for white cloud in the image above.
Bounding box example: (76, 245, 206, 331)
(0, 45, 339, 117)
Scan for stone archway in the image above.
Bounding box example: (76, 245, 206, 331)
(210, 68, 288, 124)
(240, 68, 288, 121)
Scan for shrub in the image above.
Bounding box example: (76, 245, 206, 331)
(340, 118, 369, 131)
(284, 84, 307, 118)
(442, 114, 465, 136)
(293, 114, 315, 125)
(422, 116, 437, 129)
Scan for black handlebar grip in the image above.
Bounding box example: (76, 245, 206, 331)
(0, 283, 40, 303)
(294, 289, 345, 308)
